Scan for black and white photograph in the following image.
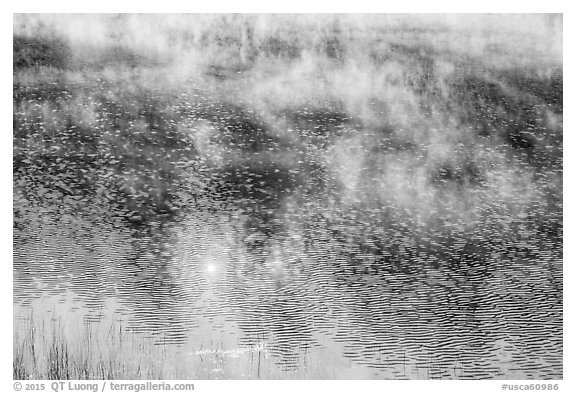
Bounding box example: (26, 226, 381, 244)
(11, 9, 564, 386)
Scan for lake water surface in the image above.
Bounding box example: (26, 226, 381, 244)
(13, 14, 563, 380)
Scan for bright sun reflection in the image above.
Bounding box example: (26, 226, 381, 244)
(206, 264, 216, 273)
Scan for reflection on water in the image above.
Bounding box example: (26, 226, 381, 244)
(14, 198, 562, 379)
(13, 14, 562, 380)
